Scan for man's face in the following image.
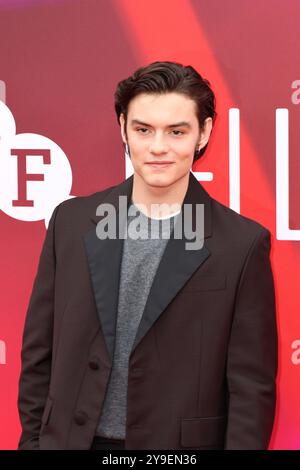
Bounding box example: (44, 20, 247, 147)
(119, 92, 212, 189)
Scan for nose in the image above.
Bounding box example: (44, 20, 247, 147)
(149, 132, 168, 154)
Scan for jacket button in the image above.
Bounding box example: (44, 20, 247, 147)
(74, 411, 88, 425)
(89, 357, 100, 370)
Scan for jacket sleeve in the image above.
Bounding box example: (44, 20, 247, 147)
(17, 202, 62, 450)
(224, 227, 278, 449)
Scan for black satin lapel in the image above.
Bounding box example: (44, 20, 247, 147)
(83, 227, 123, 363)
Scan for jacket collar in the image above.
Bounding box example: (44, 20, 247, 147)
(90, 171, 212, 238)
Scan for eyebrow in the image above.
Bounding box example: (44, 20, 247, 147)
(130, 119, 192, 129)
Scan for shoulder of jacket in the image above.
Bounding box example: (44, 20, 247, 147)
(210, 196, 270, 238)
(57, 184, 117, 212)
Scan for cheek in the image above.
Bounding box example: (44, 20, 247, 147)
(174, 139, 196, 155)
(176, 148, 195, 165)
(131, 139, 147, 156)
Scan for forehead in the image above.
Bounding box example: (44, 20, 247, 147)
(127, 92, 198, 125)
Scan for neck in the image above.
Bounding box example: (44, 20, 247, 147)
(131, 171, 190, 219)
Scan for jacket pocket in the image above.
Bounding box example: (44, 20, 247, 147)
(41, 396, 54, 426)
(180, 414, 227, 448)
(183, 275, 227, 292)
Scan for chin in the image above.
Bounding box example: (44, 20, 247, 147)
(143, 173, 175, 188)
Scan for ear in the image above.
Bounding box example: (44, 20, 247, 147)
(120, 113, 127, 145)
(197, 117, 213, 150)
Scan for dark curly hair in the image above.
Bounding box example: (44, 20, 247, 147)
(114, 60, 217, 163)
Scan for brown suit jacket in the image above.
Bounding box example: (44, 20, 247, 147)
(17, 171, 278, 450)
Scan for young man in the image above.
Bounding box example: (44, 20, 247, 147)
(17, 61, 278, 450)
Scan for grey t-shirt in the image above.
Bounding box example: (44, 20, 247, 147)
(95, 199, 181, 439)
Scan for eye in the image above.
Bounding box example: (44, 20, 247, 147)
(172, 130, 184, 136)
(136, 128, 184, 136)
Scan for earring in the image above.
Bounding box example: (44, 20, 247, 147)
(195, 144, 201, 157)
(125, 143, 129, 157)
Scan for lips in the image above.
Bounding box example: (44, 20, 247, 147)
(147, 162, 174, 166)
(146, 161, 174, 164)
(146, 162, 174, 169)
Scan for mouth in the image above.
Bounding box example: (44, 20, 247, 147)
(145, 162, 175, 169)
